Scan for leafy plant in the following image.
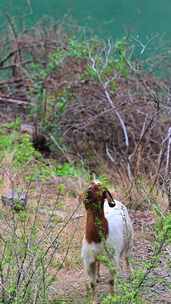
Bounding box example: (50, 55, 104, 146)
(55, 162, 88, 178)
(68, 38, 89, 58)
(98, 175, 112, 188)
(14, 134, 41, 168)
(0, 119, 41, 168)
(114, 37, 129, 77)
(48, 49, 66, 72)
(2, 117, 21, 131)
(26, 161, 55, 182)
(81, 64, 98, 81)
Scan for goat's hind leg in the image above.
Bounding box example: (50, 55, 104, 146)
(85, 261, 97, 304)
(124, 242, 133, 276)
(107, 255, 120, 295)
(108, 253, 124, 295)
(124, 255, 133, 276)
(96, 261, 100, 283)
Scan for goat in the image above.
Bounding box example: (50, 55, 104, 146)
(81, 180, 133, 304)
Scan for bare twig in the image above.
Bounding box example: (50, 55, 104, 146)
(0, 96, 29, 105)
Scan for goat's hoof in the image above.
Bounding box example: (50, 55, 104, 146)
(96, 276, 100, 283)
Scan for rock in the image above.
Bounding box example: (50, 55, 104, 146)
(1, 190, 27, 211)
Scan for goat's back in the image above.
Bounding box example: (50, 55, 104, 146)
(104, 200, 133, 257)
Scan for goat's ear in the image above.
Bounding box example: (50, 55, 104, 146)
(103, 189, 115, 207)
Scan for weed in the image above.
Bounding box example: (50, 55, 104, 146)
(0, 121, 42, 170)
(81, 65, 98, 81)
(68, 38, 89, 58)
(48, 49, 66, 72)
(14, 134, 41, 168)
(2, 117, 21, 131)
(98, 175, 112, 188)
(0, 208, 50, 303)
(114, 37, 129, 77)
(55, 162, 88, 179)
(26, 161, 55, 182)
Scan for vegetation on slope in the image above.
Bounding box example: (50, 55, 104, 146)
(0, 19, 171, 188)
(0, 19, 171, 303)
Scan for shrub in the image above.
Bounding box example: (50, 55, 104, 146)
(0, 131, 41, 170)
(0, 209, 52, 303)
(55, 162, 88, 178)
(14, 134, 41, 168)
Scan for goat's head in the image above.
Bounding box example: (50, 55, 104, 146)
(83, 182, 115, 212)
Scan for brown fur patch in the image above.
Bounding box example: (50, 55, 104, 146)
(85, 209, 108, 243)
(83, 183, 110, 243)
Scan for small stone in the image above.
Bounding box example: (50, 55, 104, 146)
(1, 190, 27, 211)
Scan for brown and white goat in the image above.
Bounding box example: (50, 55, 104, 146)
(81, 181, 133, 303)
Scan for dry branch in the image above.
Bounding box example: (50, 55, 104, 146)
(0, 96, 29, 106)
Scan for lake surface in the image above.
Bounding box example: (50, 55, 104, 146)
(0, 1, 171, 45)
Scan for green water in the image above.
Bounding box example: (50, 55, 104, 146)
(0, 1, 171, 42)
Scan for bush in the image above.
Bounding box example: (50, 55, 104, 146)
(0, 209, 52, 303)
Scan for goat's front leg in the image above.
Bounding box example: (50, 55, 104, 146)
(86, 261, 97, 304)
(96, 261, 100, 283)
(108, 255, 121, 294)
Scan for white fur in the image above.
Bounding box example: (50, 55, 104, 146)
(104, 199, 133, 266)
(82, 200, 133, 267)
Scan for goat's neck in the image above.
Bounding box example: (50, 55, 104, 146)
(85, 209, 108, 243)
